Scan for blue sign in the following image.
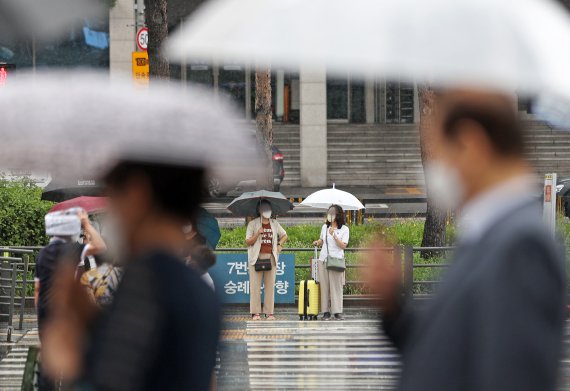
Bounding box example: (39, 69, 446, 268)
(211, 253, 295, 304)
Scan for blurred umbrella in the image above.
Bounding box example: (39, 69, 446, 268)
(301, 185, 364, 211)
(196, 207, 221, 249)
(49, 196, 106, 214)
(0, 72, 262, 185)
(167, 0, 570, 128)
(0, 0, 104, 42)
(42, 177, 102, 202)
(227, 190, 293, 217)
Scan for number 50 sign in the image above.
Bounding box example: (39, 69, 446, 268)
(136, 27, 148, 51)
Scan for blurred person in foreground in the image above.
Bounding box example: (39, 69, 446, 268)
(366, 89, 566, 391)
(35, 208, 106, 390)
(42, 161, 221, 391)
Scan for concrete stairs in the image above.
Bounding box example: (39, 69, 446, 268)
(273, 125, 301, 187)
(273, 120, 570, 188)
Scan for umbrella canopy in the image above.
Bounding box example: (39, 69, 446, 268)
(301, 185, 365, 211)
(166, 0, 570, 128)
(49, 196, 106, 214)
(0, 0, 104, 42)
(0, 72, 262, 184)
(42, 177, 102, 202)
(227, 190, 293, 217)
(196, 207, 221, 250)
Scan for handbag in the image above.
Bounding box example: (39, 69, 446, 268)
(325, 229, 346, 271)
(255, 257, 272, 272)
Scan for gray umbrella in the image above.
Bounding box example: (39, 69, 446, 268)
(41, 177, 102, 202)
(0, 71, 262, 184)
(227, 190, 294, 217)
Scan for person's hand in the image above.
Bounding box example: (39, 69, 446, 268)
(77, 209, 90, 228)
(277, 244, 283, 253)
(257, 227, 264, 236)
(313, 240, 320, 247)
(362, 239, 403, 315)
(328, 227, 334, 235)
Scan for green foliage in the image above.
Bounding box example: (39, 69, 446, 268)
(0, 178, 53, 246)
(102, 0, 117, 8)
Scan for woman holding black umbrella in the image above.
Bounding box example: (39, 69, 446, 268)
(245, 200, 288, 320)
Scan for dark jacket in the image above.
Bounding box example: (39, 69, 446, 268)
(83, 250, 221, 391)
(383, 201, 566, 391)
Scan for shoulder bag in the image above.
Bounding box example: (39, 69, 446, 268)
(325, 229, 346, 271)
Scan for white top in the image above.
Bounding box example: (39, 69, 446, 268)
(201, 272, 215, 291)
(458, 175, 537, 244)
(319, 224, 350, 261)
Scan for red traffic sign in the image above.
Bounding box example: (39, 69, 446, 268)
(136, 27, 148, 51)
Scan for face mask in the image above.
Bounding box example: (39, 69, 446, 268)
(262, 211, 272, 219)
(424, 161, 465, 211)
(327, 214, 335, 223)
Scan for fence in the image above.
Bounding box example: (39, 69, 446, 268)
(215, 245, 455, 298)
(0, 245, 454, 340)
(0, 248, 35, 342)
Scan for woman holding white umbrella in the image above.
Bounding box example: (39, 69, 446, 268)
(313, 204, 350, 321)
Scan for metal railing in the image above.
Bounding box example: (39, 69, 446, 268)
(217, 245, 455, 297)
(0, 245, 454, 333)
(0, 248, 34, 342)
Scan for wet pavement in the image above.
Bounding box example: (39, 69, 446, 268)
(217, 306, 401, 390)
(2, 307, 570, 390)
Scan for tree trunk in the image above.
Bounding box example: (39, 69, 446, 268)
(144, 0, 170, 79)
(255, 67, 273, 190)
(419, 86, 447, 258)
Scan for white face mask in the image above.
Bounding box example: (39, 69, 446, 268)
(262, 211, 272, 219)
(326, 213, 335, 223)
(424, 161, 465, 211)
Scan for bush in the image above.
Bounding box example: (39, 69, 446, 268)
(0, 178, 53, 246)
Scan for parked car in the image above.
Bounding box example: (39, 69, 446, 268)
(207, 145, 285, 198)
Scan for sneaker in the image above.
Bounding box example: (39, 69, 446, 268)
(322, 312, 332, 321)
(334, 313, 344, 321)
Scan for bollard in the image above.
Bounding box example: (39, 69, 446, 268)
(19, 255, 28, 330)
(403, 245, 414, 298)
(7, 263, 17, 342)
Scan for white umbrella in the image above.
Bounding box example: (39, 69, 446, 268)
(166, 0, 570, 127)
(0, 71, 262, 183)
(301, 185, 365, 211)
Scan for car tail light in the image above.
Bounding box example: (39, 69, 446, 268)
(272, 153, 284, 161)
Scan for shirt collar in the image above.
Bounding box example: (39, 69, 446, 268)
(457, 174, 538, 244)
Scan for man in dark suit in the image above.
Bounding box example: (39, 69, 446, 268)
(367, 90, 567, 390)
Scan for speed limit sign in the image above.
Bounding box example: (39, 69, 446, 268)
(136, 27, 148, 51)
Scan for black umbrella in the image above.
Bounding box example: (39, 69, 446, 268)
(41, 177, 102, 202)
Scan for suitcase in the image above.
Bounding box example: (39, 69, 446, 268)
(298, 279, 320, 320)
